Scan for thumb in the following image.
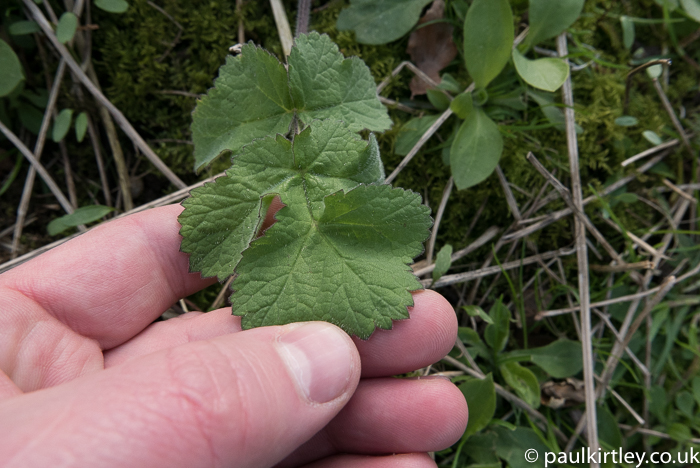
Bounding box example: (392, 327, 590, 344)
(0, 322, 360, 468)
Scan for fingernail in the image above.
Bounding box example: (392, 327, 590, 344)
(276, 323, 355, 403)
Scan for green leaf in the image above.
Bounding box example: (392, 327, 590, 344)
(94, 0, 129, 14)
(426, 89, 450, 111)
(668, 422, 693, 442)
(527, 0, 585, 47)
(647, 64, 663, 79)
(0, 40, 24, 97)
(48, 205, 114, 235)
(484, 299, 510, 352)
(643, 130, 663, 145)
(432, 244, 453, 283)
(289, 33, 392, 132)
(512, 49, 569, 92)
(336, 0, 433, 45)
(8, 21, 41, 36)
(693, 376, 700, 407)
(676, 391, 696, 418)
(527, 89, 564, 130)
(232, 183, 431, 338)
(493, 426, 550, 468)
(462, 305, 494, 324)
(450, 91, 473, 119)
(615, 115, 638, 126)
(499, 362, 540, 408)
(180, 119, 386, 282)
(56, 12, 78, 44)
(52, 109, 73, 142)
(681, 0, 700, 21)
(192, 33, 390, 171)
(50, 109, 76, 142)
(620, 16, 636, 49)
(75, 112, 88, 142)
(459, 374, 497, 437)
(597, 404, 623, 448)
(395, 115, 440, 156)
(463, 0, 514, 89)
(529, 340, 583, 378)
(450, 105, 503, 190)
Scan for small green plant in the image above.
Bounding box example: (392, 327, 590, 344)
(179, 33, 433, 339)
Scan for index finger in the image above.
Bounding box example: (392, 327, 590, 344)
(0, 205, 215, 349)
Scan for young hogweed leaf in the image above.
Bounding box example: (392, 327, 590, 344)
(191, 32, 391, 171)
(180, 119, 431, 338)
(179, 119, 385, 282)
(232, 184, 432, 339)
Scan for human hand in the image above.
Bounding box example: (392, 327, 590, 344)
(0, 205, 468, 468)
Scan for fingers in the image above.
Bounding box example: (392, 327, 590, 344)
(104, 290, 456, 378)
(279, 377, 468, 467)
(354, 290, 457, 377)
(301, 453, 437, 468)
(0, 205, 215, 349)
(104, 308, 241, 367)
(0, 322, 360, 468)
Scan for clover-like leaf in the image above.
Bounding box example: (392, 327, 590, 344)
(231, 184, 432, 339)
(179, 119, 384, 282)
(191, 33, 391, 171)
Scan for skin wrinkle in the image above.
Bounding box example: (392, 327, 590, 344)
(0, 287, 102, 391)
(163, 344, 225, 467)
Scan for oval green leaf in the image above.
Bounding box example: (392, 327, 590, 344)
(512, 48, 569, 92)
(459, 374, 497, 438)
(484, 299, 510, 352)
(75, 111, 88, 142)
(426, 89, 450, 111)
(395, 115, 440, 156)
(94, 0, 129, 14)
(529, 339, 583, 378)
(56, 12, 78, 44)
(450, 91, 473, 119)
(9, 21, 41, 36)
(52, 108, 74, 142)
(620, 16, 636, 49)
(643, 130, 663, 145)
(463, 0, 514, 89)
(450, 106, 503, 190)
(0, 39, 25, 97)
(432, 244, 453, 283)
(527, 0, 585, 47)
(614, 115, 638, 127)
(500, 361, 540, 409)
(336, 0, 433, 45)
(681, 0, 700, 22)
(48, 205, 114, 235)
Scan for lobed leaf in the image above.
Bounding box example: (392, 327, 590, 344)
(336, 0, 433, 45)
(191, 33, 390, 171)
(232, 184, 431, 339)
(179, 119, 384, 282)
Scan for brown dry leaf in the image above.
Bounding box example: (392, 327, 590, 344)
(406, 0, 458, 97)
(541, 378, 586, 409)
